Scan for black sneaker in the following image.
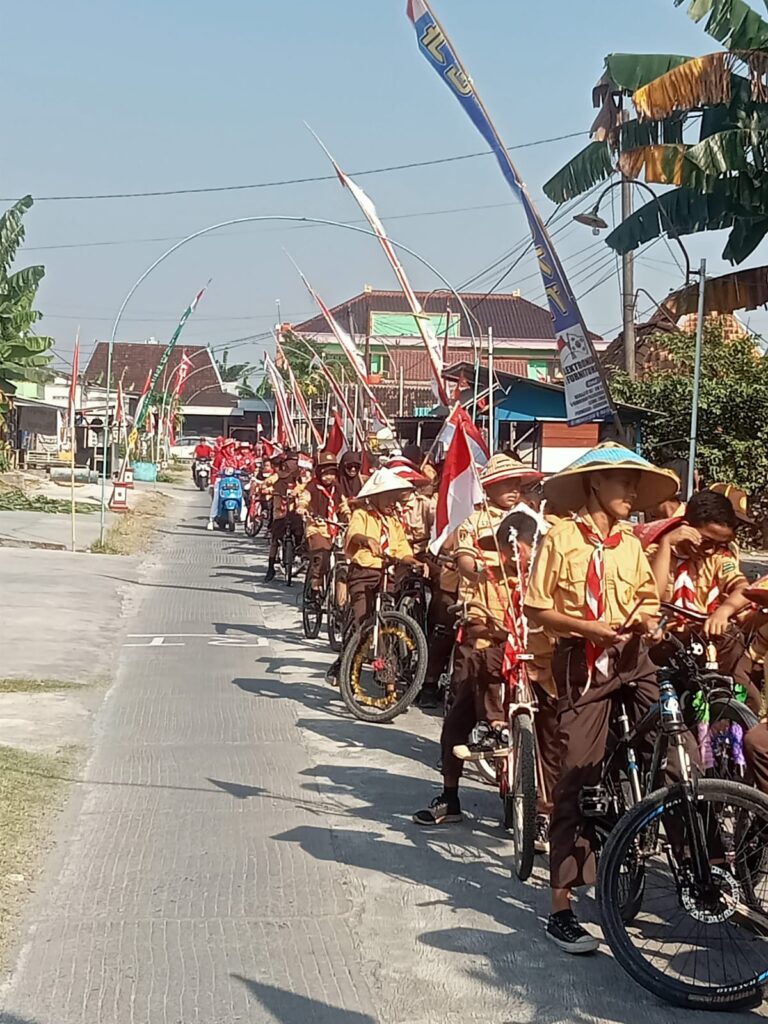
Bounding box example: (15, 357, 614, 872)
(264, 565, 276, 583)
(412, 794, 463, 826)
(415, 685, 440, 709)
(325, 658, 341, 687)
(535, 814, 550, 854)
(546, 910, 599, 954)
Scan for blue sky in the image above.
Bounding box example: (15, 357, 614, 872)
(5, 0, 757, 376)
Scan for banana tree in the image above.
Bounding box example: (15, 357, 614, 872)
(544, 0, 768, 267)
(0, 196, 53, 423)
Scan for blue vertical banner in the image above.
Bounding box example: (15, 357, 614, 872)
(407, 0, 615, 426)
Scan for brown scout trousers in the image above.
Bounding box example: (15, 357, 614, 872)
(548, 636, 699, 891)
(307, 534, 332, 588)
(346, 565, 384, 627)
(440, 637, 560, 812)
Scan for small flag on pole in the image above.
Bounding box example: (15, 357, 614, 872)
(323, 411, 349, 460)
(68, 333, 80, 429)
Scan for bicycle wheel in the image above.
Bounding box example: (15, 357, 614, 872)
(283, 534, 295, 586)
(302, 572, 324, 639)
(503, 713, 537, 881)
(338, 610, 427, 723)
(599, 779, 768, 1011)
(327, 567, 345, 653)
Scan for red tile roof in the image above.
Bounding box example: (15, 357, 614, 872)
(293, 289, 579, 343)
(85, 342, 238, 409)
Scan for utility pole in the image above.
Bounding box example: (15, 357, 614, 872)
(621, 114, 636, 379)
(687, 259, 707, 499)
(487, 326, 495, 456)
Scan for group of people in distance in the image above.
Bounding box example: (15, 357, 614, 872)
(200, 432, 768, 955)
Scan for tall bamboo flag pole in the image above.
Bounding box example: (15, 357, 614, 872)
(69, 330, 80, 553)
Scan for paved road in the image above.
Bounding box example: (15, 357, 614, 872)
(1, 491, 764, 1024)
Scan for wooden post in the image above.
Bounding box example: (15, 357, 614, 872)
(70, 423, 76, 552)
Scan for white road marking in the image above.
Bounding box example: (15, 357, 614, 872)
(124, 633, 267, 648)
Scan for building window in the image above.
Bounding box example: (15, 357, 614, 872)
(369, 354, 388, 376)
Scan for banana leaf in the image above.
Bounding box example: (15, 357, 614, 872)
(722, 216, 768, 261)
(603, 53, 693, 91)
(686, 127, 768, 174)
(633, 52, 733, 119)
(605, 186, 750, 255)
(678, 0, 768, 50)
(664, 264, 768, 315)
(542, 141, 614, 203)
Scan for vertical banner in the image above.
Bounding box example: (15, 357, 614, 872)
(264, 355, 299, 450)
(406, 0, 615, 426)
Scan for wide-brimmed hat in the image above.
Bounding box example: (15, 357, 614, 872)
(543, 442, 680, 513)
(358, 467, 414, 500)
(745, 575, 768, 607)
(480, 454, 544, 490)
(710, 482, 754, 524)
(387, 455, 429, 485)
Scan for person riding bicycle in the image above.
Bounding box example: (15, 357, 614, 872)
(324, 467, 423, 685)
(524, 443, 682, 954)
(338, 450, 365, 517)
(264, 452, 303, 583)
(412, 454, 544, 826)
(297, 451, 341, 605)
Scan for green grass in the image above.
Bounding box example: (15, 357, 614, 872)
(0, 745, 78, 949)
(0, 678, 84, 693)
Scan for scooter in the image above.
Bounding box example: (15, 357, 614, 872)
(213, 473, 244, 532)
(194, 458, 212, 491)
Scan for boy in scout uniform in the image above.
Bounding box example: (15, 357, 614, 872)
(297, 452, 341, 604)
(524, 443, 680, 954)
(412, 454, 544, 827)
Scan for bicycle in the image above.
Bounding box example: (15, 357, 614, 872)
(338, 561, 428, 723)
(449, 599, 540, 880)
(595, 603, 768, 1010)
(301, 526, 346, 642)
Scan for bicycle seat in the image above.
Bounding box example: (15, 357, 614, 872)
(659, 601, 708, 626)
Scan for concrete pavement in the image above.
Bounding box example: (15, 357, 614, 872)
(1, 489, 764, 1023)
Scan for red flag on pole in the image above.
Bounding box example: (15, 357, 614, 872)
(430, 419, 482, 554)
(323, 411, 349, 459)
(173, 350, 193, 397)
(437, 404, 489, 466)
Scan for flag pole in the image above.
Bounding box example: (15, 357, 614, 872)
(69, 329, 80, 553)
(488, 327, 495, 456)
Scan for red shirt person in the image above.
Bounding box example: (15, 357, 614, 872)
(194, 438, 214, 460)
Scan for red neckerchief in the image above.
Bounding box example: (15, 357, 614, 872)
(316, 484, 339, 538)
(573, 515, 624, 683)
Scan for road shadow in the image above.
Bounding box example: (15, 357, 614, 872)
(233, 675, 349, 719)
(232, 976, 376, 1022)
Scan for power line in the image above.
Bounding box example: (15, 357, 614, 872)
(3, 130, 587, 203)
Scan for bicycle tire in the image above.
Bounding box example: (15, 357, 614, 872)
(599, 779, 768, 1011)
(253, 513, 263, 537)
(302, 573, 324, 639)
(327, 567, 344, 653)
(338, 610, 427, 724)
(505, 714, 537, 881)
(283, 535, 295, 586)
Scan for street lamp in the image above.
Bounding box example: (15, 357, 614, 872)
(99, 215, 475, 542)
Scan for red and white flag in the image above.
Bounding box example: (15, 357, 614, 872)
(436, 404, 490, 467)
(430, 419, 482, 554)
(256, 415, 264, 436)
(68, 333, 80, 428)
(323, 411, 349, 460)
(262, 438, 282, 459)
(115, 381, 125, 427)
(264, 354, 298, 450)
(173, 350, 193, 397)
(285, 356, 323, 446)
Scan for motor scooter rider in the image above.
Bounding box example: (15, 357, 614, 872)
(207, 439, 238, 531)
(192, 437, 214, 483)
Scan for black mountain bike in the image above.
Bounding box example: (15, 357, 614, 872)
(595, 604, 768, 1011)
(302, 530, 346, 641)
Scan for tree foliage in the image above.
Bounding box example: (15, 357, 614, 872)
(258, 330, 348, 400)
(610, 325, 768, 493)
(543, 0, 768, 267)
(214, 349, 258, 398)
(0, 196, 53, 420)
